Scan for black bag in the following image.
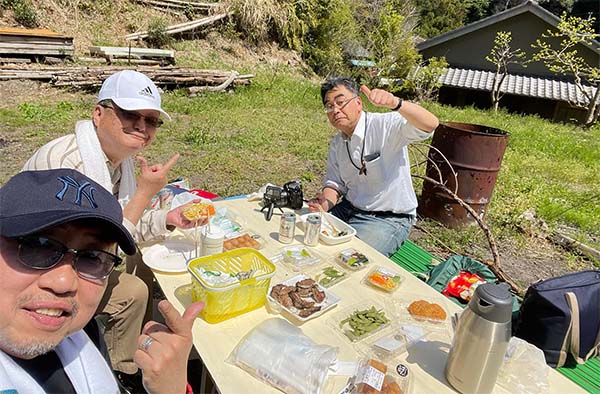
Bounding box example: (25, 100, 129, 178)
(513, 270, 600, 367)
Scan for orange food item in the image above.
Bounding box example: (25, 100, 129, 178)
(407, 300, 447, 321)
(356, 359, 387, 394)
(382, 375, 403, 394)
(223, 234, 261, 251)
(182, 202, 216, 221)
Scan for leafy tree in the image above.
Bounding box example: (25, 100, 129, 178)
(486, 31, 527, 111)
(363, 0, 419, 84)
(464, 0, 491, 24)
(537, 0, 575, 16)
(403, 56, 449, 102)
(415, 0, 467, 38)
(532, 13, 600, 127)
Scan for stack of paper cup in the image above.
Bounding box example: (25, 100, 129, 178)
(201, 227, 224, 256)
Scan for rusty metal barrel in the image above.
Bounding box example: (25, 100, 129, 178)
(418, 122, 509, 228)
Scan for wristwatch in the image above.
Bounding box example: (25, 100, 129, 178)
(391, 98, 403, 111)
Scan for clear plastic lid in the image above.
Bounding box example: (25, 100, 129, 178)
(309, 264, 349, 288)
(362, 266, 404, 293)
(267, 274, 341, 323)
(357, 324, 428, 361)
(387, 294, 451, 328)
(335, 248, 371, 271)
(271, 245, 322, 271)
(349, 358, 413, 394)
(332, 301, 393, 343)
(223, 232, 265, 251)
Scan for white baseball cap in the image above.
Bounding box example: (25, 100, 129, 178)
(97, 70, 171, 121)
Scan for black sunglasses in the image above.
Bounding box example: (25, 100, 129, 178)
(16, 235, 122, 281)
(102, 103, 164, 129)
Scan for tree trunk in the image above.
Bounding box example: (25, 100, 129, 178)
(584, 86, 600, 128)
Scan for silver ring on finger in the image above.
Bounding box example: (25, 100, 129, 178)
(141, 336, 154, 352)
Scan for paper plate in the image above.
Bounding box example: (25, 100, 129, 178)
(143, 240, 198, 273)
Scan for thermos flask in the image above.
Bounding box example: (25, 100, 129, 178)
(445, 282, 513, 394)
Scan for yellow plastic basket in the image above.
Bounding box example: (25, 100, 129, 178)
(188, 248, 276, 323)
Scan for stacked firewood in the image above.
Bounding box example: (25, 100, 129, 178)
(0, 65, 253, 93)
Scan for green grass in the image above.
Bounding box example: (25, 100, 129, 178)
(0, 69, 598, 259)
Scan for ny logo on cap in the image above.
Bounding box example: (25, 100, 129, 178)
(139, 86, 155, 98)
(56, 176, 98, 208)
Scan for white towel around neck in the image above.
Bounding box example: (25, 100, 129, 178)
(75, 120, 136, 207)
(0, 330, 119, 394)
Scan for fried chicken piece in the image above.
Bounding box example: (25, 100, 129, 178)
(408, 300, 447, 321)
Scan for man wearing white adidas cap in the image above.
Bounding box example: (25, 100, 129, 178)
(22, 70, 206, 390)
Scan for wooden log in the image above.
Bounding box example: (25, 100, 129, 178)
(0, 57, 32, 64)
(125, 12, 232, 40)
(0, 42, 74, 56)
(134, 0, 218, 10)
(89, 46, 175, 59)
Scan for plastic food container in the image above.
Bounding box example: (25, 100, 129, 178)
(333, 302, 393, 343)
(349, 358, 413, 394)
(188, 248, 276, 323)
(299, 213, 356, 245)
(267, 274, 341, 323)
(358, 324, 428, 361)
(309, 265, 349, 288)
(363, 266, 404, 293)
(388, 294, 451, 329)
(336, 248, 371, 271)
(270, 245, 322, 271)
(223, 232, 265, 251)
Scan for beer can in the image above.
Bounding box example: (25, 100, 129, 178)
(279, 212, 296, 244)
(303, 214, 321, 246)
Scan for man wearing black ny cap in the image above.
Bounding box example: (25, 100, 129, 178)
(0, 169, 203, 394)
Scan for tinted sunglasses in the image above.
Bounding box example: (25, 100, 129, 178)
(16, 235, 122, 281)
(101, 103, 164, 129)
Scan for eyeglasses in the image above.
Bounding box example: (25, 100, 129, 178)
(323, 95, 358, 113)
(15, 235, 122, 281)
(102, 104, 164, 129)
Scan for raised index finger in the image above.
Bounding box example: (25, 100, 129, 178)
(162, 153, 180, 173)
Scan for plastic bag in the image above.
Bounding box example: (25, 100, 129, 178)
(496, 337, 549, 394)
(228, 318, 338, 394)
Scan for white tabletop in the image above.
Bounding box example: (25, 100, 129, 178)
(145, 198, 585, 394)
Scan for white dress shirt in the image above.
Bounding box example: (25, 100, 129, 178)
(324, 111, 431, 214)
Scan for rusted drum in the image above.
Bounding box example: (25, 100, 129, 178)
(418, 122, 509, 228)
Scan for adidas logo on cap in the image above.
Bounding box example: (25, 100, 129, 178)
(138, 86, 155, 98)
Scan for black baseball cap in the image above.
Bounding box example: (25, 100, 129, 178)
(0, 169, 136, 255)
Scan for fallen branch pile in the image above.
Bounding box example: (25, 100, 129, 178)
(0, 65, 253, 92)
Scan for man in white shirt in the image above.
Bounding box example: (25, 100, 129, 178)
(309, 76, 439, 256)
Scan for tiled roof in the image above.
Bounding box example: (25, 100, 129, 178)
(439, 67, 597, 105)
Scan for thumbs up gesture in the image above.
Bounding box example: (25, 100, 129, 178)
(360, 85, 402, 110)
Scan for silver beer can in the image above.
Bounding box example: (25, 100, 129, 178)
(279, 212, 296, 244)
(304, 214, 321, 246)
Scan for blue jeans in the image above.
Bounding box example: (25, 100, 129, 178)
(330, 199, 415, 257)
